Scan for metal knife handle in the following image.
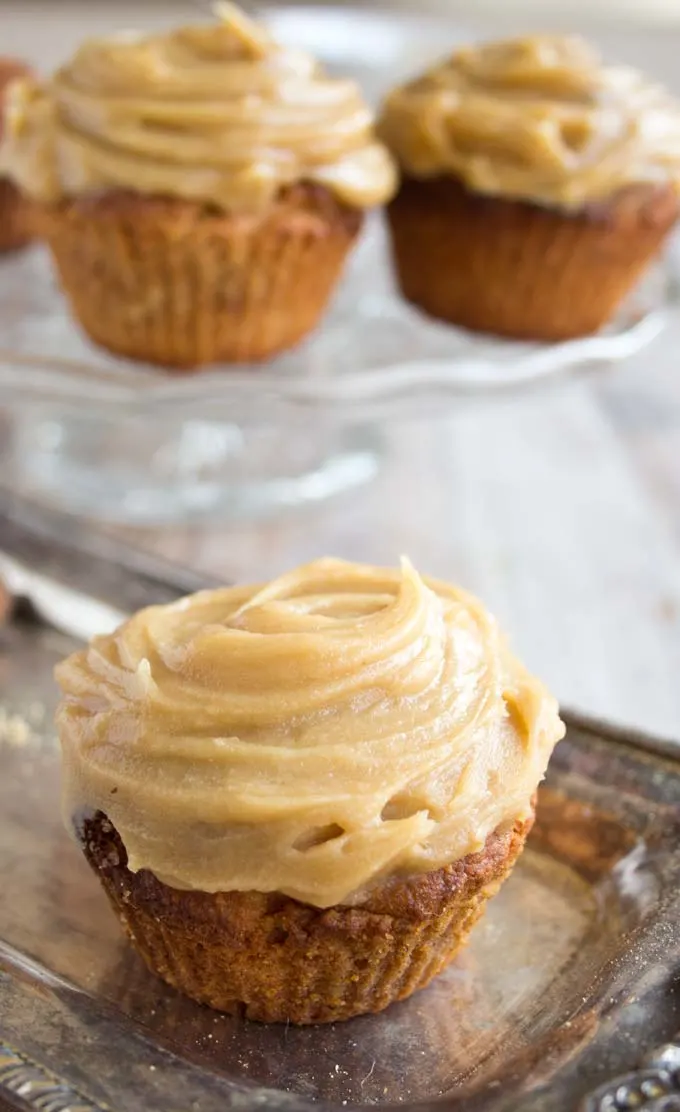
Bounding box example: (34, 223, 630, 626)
(0, 498, 215, 639)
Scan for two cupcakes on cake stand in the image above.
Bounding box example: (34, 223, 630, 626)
(0, 11, 677, 521)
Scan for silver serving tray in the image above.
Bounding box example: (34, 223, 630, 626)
(0, 503, 679, 1112)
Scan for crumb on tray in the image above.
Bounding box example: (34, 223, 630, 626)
(0, 706, 35, 748)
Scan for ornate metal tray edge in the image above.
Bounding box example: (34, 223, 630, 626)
(0, 1041, 108, 1112)
(2, 1035, 680, 1112)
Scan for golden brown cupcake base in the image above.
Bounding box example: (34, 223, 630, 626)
(0, 178, 34, 253)
(38, 184, 363, 369)
(386, 175, 679, 341)
(0, 60, 37, 253)
(79, 809, 533, 1025)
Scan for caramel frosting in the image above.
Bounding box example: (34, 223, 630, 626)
(0, 3, 396, 212)
(378, 34, 680, 209)
(56, 559, 564, 909)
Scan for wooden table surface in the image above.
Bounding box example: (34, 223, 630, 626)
(4, 3, 680, 742)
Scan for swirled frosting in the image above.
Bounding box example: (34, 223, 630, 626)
(56, 559, 564, 908)
(378, 34, 680, 209)
(0, 3, 396, 212)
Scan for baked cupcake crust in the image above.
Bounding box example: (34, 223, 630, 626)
(0, 176, 34, 252)
(37, 183, 362, 367)
(79, 808, 534, 1024)
(386, 174, 678, 340)
(0, 58, 35, 252)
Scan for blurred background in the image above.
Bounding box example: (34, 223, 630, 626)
(2, 0, 680, 742)
(4, 0, 680, 76)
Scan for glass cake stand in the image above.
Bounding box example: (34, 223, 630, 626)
(0, 7, 675, 524)
(0, 217, 670, 524)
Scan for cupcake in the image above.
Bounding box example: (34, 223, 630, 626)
(378, 35, 680, 341)
(55, 558, 564, 1025)
(0, 58, 35, 252)
(0, 6, 396, 369)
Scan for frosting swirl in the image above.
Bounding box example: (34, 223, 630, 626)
(0, 4, 396, 212)
(56, 559, 564, 908)
(378, 34, 680, 209)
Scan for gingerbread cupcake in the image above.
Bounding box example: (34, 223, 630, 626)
(55, 558, 564, 1024)
(0, 58, 35, 252)
(378, 35, 680, 341)
(0, 5, 396, 368)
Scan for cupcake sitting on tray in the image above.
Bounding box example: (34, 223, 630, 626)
(0, 4, 396, 369)
(55, 558, 564, 1025)
(378, 35, 680, 340)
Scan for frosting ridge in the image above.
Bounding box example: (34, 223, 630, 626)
(56, 558, 564, 908)
(0, 4, 396, 211)
(378, 34, 680, 209)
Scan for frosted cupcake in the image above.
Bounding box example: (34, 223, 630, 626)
(56, 558, 564, 1024)
(378, 35, 680, 340)
(0, 5, 396, 368)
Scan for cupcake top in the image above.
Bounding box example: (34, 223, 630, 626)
(56, 558, 563, 908)
(378, 34, 680, 209)
(0, 3, 396, 212)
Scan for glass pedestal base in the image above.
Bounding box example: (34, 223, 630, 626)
(5, 412, 380, 524)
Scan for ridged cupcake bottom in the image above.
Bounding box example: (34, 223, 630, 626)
(0, 178, 34, 253)
(37, 184, 363, 368)
(386, 175, 679, 341)
(79, 809, 533, 1025)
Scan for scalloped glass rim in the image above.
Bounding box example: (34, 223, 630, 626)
(0, 307, 666, 407)
(0, 221, 672, 425)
